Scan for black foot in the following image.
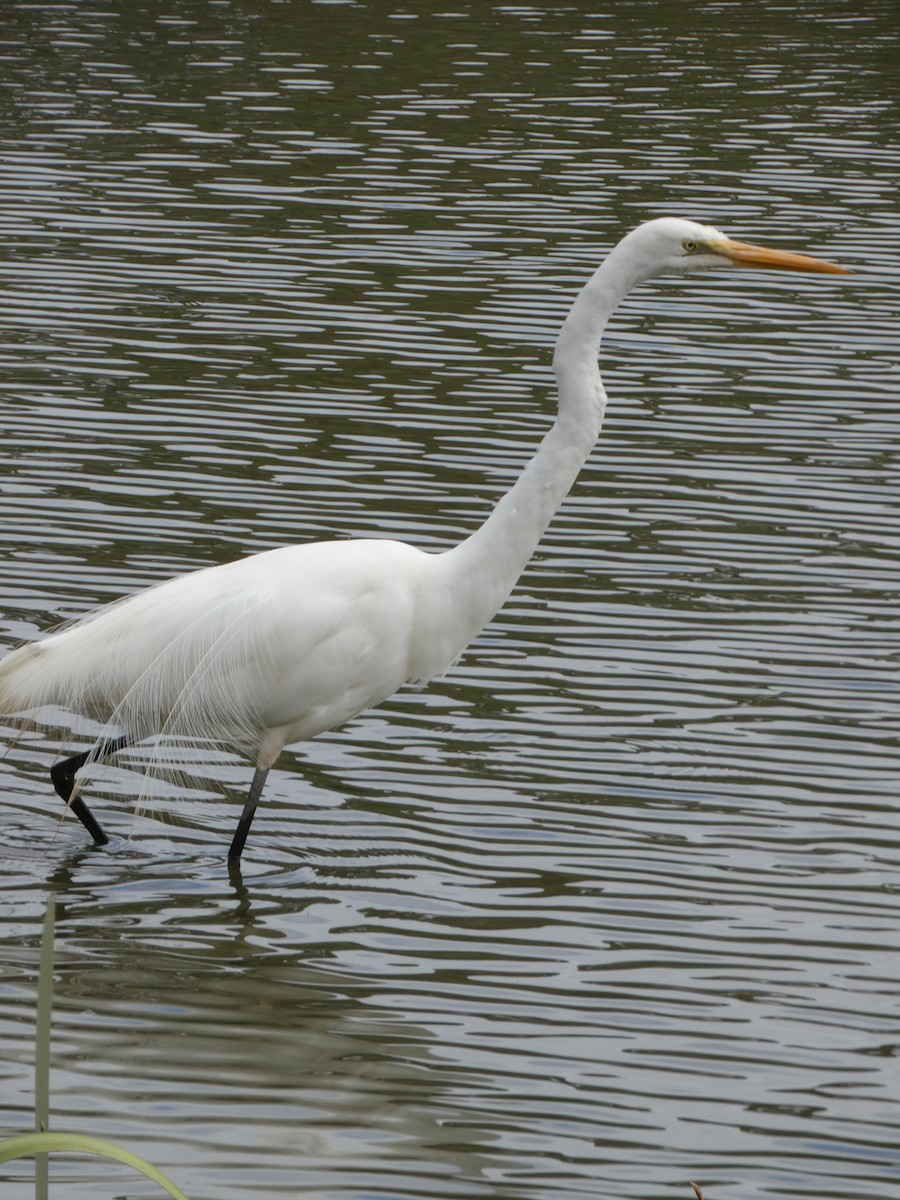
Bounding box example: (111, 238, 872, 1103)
(50, 735, 129, 846)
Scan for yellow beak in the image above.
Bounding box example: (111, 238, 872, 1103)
(716, 237, 849, 274)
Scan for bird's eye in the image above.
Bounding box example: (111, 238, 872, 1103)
(682, 239, 699, 253)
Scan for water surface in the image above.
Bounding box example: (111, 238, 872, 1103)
(1, 3, 898, 1198)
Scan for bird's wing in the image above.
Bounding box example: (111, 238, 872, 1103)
(1, 539, 429, 760)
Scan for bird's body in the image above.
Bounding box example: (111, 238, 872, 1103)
(0, 217, 847, 857)
(2, 541, 432, 760)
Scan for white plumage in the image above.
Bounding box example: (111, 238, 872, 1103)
(0, 218, 847, 857)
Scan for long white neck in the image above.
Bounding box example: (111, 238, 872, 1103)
(419, 242, 645, 671)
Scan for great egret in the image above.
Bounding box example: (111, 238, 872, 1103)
(0, 218, 847, 858)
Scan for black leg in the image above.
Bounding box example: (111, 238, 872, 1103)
(50, 734, 130, 846)
(228, 767, 270, 860)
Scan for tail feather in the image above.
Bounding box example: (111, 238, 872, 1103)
(0, 577, 275, 757)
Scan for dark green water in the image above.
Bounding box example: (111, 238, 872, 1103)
(1, 2, 897, 1198)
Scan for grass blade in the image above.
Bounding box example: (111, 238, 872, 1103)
(0, 1132, 191, 1200)
(34, 894, 55, 1200)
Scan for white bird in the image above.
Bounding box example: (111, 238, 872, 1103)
(0, 218, 847, 858)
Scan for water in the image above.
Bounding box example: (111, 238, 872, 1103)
(1, 2, 898, 1198)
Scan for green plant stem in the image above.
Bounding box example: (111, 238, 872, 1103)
(0, 1132, 191, 1200)
(35, 894, 55, 1200)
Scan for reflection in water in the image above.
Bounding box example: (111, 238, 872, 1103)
(1, 1, 899, 1199)
(37, 854, 512, 1195)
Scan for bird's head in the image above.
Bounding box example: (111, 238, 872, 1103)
(621, 216, 849, 280)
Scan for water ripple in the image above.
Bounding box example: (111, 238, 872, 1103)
(1, 2, 898, 1199)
